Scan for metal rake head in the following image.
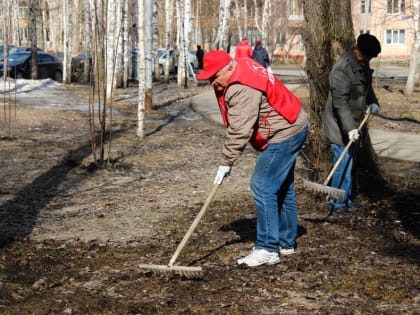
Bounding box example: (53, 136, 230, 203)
(303, 180, 346, 199)
(138, 264, 204, 279)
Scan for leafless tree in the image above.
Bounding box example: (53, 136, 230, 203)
(63, 0, 73, 83)
(213, 0, 231, 50)
(30, 0, 38, 80)
(137, 0, 147, 137)
(303, 0, 355, 179)
(406, 0, 420, 95)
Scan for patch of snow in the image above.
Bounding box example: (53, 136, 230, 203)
(0, 78, 60, 94)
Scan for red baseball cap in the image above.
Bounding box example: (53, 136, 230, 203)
(196, 50, 232, 80)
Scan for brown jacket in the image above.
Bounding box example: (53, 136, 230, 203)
(220, 84, 308, 166)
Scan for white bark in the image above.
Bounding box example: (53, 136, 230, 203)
(176, 0, 185, 86)
(262, 0, 271, 51)
(121, 0, 130, 88)
(137, 0, 146, 137)
(63, 0, 73, 83)
(213, 0, 231, 50)
(106, 1, 122, 97)
(406, 0, 420, 95)
(83, 0, 91, 83)
(145, 0, 153, 91)
(2, 0, 10, 80)
(163, 0, 174, 82)
(234, 0, 242, 41)
(152, 0, 160, 81)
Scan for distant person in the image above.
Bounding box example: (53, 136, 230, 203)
(321, 33, 381, 213)
(196, 45, 204, 70)
(173, 45, 179, 74)
(235, 39, 252, 58)
(252, 40, 270, 68)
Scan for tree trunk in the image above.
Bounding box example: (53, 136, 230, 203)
(304, 0, 381, 191)
(213, 0, 231, 50)
(145, 0, 153, 110)
(137, 0, 146, 138)
(63, 0, 72, 84)
(406, 0, 420, 95)
(163, 0, 174, 82)
(30, 0, 38, 80)
(303, 0, 354, 180)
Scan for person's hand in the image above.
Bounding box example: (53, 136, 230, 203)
(214, 165, 232, 185)
(367, 103, 379, 114)
(348, 129, 360, 141)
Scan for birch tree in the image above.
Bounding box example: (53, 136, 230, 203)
(30, 0, 38, 80)
(2, 0, 11, 81)
(63, 0, 73, 84)
(261, 0, 271, 51)
(152, 0, 161, 82)
(176, 0, 192, 87)
(137, 0, 147, 137)
(163, 0, 174, 82)
(406, 0, 420, 95)
(213, 0, 231, 50)
(145, 0, 153, 110)
(234, 0, 243, 41)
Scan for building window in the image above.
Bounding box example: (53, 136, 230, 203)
(289, 0, 303, 20)
(386, 29, 405, 44)
(18, 6, 29, 18)
(361, 0, 371, 14)
(387, 0, 405, 14)
(19, 27, 28, 42)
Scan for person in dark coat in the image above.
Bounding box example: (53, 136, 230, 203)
(196, 45, 204, 69)
(321, 33, 381, 213)
(252, 40, 270, 68)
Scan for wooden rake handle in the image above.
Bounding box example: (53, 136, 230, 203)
(323, 112, 372, 185)
(168, 183, 220, 267)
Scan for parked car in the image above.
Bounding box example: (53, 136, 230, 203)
(0, 51, 63, 82)
(157, 48, 198, 74)
(9, 46, 43, 54)
(0, 44, 17, 62)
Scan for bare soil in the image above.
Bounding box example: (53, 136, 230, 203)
(0, 77, 419, 314)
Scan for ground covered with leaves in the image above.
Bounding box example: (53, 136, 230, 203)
(0, 76, 419, 314)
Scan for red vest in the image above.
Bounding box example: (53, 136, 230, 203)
(216, 58, 302, 151)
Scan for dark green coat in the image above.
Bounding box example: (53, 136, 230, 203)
(321, 50, 379, 145)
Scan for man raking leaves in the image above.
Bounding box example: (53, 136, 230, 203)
(138, 50, 308, 277)
(198, 51, 308, 267)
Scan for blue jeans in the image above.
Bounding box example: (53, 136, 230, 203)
(250, 126, 308, 252)
(328, 143, 356, 209)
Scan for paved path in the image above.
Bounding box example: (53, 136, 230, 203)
(192, 89, 420, 163)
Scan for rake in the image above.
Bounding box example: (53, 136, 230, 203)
(138, 183, 220, 279)
(303, 112, 372, 199)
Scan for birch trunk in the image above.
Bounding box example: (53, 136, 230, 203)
(2, 0, 10, 80)
(261, 0, 271, 51)
(234, 0, 242, 41)
(152, 0, 160, 82)
(406, 0, 420, 95)
(145, 0, 153, 111)
(176, 0, 186, 86)
(137, 0, 146, 137)
(213, 0, 231, 50)
(63, 0, 73, 83)
(163, 0, 174, 82)
(30, 0, 38, 80)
